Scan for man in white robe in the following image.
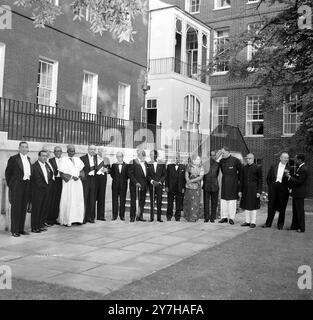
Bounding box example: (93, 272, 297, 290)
(58, 145, 85, 226)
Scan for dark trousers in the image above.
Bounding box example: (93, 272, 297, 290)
(31, 187, 49, 230)
(291, 197, 305, 232)
(95, 174, 107, 219)
(83, 176, 96, 222)
(9, 180, 30, 233)
(112, 185, 127, 219)
(166, 189, 184, 220)
(47, 177, 62, 224)
(266, 182, 289, 228)
(130, 184, 147, 220)
(149, 184, 163, 220)
(203, 190, 219, 221)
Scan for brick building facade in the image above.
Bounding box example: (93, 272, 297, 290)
(162, 0, 312, 196)
(0, 1, 148, 121)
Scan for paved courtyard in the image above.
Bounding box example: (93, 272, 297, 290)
(0, 210, 267, 296)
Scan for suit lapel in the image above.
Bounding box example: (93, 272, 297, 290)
(135, 159, 145, 176)
(37, 161, 46, 183)
(16, 154, 23, 172)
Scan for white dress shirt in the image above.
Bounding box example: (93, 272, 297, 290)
(276, 162, 286, 183)
(118, 163, 123, 173)
(39, 161, 49, 184)
(175, 165, 179, 171)
(20, 153, 31, 180)
(88, 154, 95, 176)
(153, 162, 157, 172)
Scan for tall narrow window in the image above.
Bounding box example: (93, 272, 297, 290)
(186, 26, 198, 77)
(183, 94, 200, 131)
(213, 29, 229, 73)
(81, 71, 98, 115)
(247, 22, 263, 63)
(212, 97, 229, 130)
(37, 58, 58, 109)
(283, 94, 302, 135)
(0, 43, 5, 98)
(174, 18, 182, 74)
(246, 95, 264, 136)
(118, 83, 131, 120)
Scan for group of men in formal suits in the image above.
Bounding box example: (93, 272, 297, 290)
(4, 141, 309, 237)
(263, 152, 308, 233)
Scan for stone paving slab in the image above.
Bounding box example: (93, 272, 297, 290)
(0, 209, 268, 295)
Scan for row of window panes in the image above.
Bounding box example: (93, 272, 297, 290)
(186, 0, 259, 14)
(212, 96, 302, 135)
(36, 59, 130, 120)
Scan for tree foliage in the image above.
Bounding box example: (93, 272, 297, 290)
(13, 0, 147, 42)
(211, 0, 313, 151)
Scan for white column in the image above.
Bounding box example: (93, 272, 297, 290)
(197, 29, 202, 80)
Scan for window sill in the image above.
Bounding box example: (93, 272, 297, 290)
(213, 6, 231, 11)
(211, 71, 229, 76)
(246, 1, 259, 4)
(244, 135, 264, 138)
(188, 11, 200, 15)
(281, 134, 295, 137)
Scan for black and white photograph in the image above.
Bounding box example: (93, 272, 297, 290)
(0, 0, 313, 307)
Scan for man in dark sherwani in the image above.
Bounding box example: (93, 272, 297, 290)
(263, 152, 290, 230)
(286, 154, 308, 233)
(239, 153, 263, 228)
(218, 146, 242, 225)
(147, 150, 166, 222)
(203, 150, 220, 223)
(165, 155, 186, 222)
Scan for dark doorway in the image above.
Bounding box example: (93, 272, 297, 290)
(147, 108, 157, 126)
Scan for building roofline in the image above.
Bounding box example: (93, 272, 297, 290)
(149, 5, 213, 31)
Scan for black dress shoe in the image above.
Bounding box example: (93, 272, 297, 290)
(262, 225, 270, 228)
(240, 222, 250, 227)
(277, 226, 283, 230)
(19, 231, 30, 235)
(204, 220, 209, 223)
(130, 219, 135, 223)
(219, 218, 228, 223)
(31, 229, 40, 233)
(97, 218, 106, 221)
(210, 219, 215, 223)
(167, 217, 172, 221)
(112, 218, 117, 221)
(250, 224, 256, 228)
(11, 232, 20, 237)
(149, 219, 154, 222)
(157, 219, 164, 222)
(175, 218, 180, 222)
(120, 217, 125, 221)
(44, 222, 52, 227)
(136, 217, 146, 222)
(40, 227, 48, 232)
(297, 229, 305, 233)
(229, 219, 234, 225)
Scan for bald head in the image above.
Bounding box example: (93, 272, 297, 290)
(116, 151, 123, 163)
(88, 145, 96, 157)
(246, 153, 254, 165)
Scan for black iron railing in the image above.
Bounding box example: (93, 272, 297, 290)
(0, 97, 161, 149)
(149, 57, 208, 84)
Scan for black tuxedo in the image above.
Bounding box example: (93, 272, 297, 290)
(165, 163, 186, 220)
(128, 159, 148, 220)
(5, 154, 32, 234)
(147, 162, 166, 220)
(95, 156, 110, 220)
(203, 159, 220, 221)
(110, 162, 128, 219)
(47, 157, 63, 224)
(265, 163, 291, 228)
(80, 154, 96, 222)
(31, 161, 53, 230)
(290, 164, 308, 232)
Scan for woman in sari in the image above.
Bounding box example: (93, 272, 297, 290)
(183, 155, 204, 222)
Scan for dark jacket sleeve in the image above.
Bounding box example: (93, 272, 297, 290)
(289, 168, 308, 186)
(266, 165, 273, 186)
(165, 165, 169, 188)
(5, 156, 14, 187)
(160, 164, 166, 184)
(257, 166, 263, 194)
